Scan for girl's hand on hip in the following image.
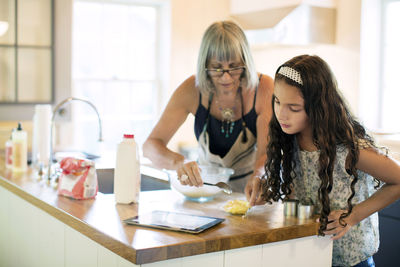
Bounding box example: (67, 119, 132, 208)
(322, 209, 355, 240)
(176, 161, 203, 187)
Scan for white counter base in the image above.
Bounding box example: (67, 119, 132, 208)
(0, 185, 332, 267)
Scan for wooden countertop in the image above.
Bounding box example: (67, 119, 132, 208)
(0, 163, 319, 264)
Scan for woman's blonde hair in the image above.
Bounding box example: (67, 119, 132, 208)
(195, 21, 258, 93)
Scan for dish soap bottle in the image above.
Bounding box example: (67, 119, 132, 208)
(5, 130, 14, 169)
(12, 122, 28, 173)
(114, 134, 141, 204)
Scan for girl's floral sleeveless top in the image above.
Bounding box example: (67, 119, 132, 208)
(292, 144, 380, 266)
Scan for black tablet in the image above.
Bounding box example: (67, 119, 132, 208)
(123, 210, 225, 234)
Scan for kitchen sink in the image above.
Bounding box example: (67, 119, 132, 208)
(96, 168, 170, 194)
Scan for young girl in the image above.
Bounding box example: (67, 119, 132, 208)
(261, 55, 400, 267)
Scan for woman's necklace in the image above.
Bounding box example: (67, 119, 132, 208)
(215, 91, 240, 138)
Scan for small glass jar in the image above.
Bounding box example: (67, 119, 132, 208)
(298, 203, 314, 220)
(283, 199, 299, 217)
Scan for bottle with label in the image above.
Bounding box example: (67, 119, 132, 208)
(12, 122, 28, 173)
(114, 134, 141, 204)
(5, 131, 13, 169)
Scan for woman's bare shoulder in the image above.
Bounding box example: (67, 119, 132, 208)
(258, 73, 274, 93)
(255, 73, 274, 112)
(175, 75, 197, 94)
(172, 75, 200, 114)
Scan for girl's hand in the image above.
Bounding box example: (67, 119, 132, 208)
(321, 209, 355, 240)
(245, 175, 266, 206)
(176, 161, 203, 187)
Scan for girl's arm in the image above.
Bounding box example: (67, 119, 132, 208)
(325, 148, 400, 240)
(245, 74, 274, 205)
(143, 76, 198, 171)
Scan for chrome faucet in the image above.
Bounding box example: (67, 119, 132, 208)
(47, 97, 103, 181)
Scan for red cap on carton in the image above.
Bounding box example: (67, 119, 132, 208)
(123, 134, 134, 139)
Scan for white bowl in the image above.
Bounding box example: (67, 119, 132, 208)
(168, 165, 234, 202)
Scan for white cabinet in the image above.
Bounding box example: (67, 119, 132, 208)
(0, 185, 332, 267)
(230, 0, 336, 15)
(0, 186, 139, 267)
(225, 245, 263, 267)
(229, 0, 337, 45)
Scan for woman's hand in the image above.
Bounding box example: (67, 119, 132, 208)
(321, 209, 356, 240)
(176, 161, 203, 187)
(245, 175, 266, 206)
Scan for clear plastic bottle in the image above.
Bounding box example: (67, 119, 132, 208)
(114, 134, 141, 204)
(12, 122, 28, 172)
(5, 131, 13, 169)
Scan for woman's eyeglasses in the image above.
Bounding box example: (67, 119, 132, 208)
(205, 66, 245, 78)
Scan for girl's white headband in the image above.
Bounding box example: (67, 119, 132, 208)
(278, 66, 303, 85)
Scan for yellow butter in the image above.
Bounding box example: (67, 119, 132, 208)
(223, 199, 250, 215)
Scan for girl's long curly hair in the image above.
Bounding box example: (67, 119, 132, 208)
(261, 55, 375, 235)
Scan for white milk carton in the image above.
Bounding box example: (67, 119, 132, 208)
(114, 134, 141, 204)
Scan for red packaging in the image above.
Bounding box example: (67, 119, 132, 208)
(57, 157, 98, 200)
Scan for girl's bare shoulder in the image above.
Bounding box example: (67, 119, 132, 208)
(357, 147, 400, 184)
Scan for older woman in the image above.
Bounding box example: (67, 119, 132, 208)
(143, 21, 273, 201)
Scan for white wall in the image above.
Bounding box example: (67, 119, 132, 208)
(251, 44, 360, 113)
(53, 0, 74, 149)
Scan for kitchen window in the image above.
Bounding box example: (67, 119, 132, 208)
(360, 0, 400, 135)
(379, 0, 400, 132)
(0, 0, 53, 104)
(72, 0, 170, 153)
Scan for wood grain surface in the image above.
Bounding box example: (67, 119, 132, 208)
(0, 160, 319, 264)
